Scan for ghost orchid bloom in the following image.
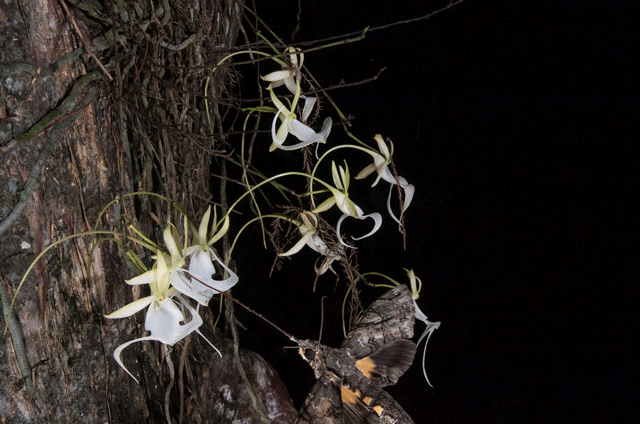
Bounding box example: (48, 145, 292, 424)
(313, 161, 382, 247)
(260, 46, 304, 96)
(182, 206, 238, 305)
(279, 212, 344, 276)
(355, 134, 415, 228)
(269, 89, 332, 152)
(105, 252, 207, 383)
(279, 212, 329, 256)
(406, 268, 440, 387)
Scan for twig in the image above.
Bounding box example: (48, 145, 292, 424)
(163, 344, 175, 424)
(58, 0, 113, 80)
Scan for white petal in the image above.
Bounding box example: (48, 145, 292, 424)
(379, 167, 397, 186)
(413, 299, 441, 387)
(374, 134, 390, 158)
(308, 233, 329, 254)
(301, 97, 317, 121)
(319, 117, 332, 141)
(335, 214, 352, 248)
(284, 76, 299, 96)
(113, 335, 159, 383)
(270, 107, 289, 151)
(351, 213, 383, 241)
(355, 163, 377, 181)
(144, 298, 202, 345)
(208, 215, 229, 246)
(126, 269, 156, 286)
(171, 265, 213, 305)
(195, 329, 222, 358)
(336, 212, 383, 247)
(261, 70, 293, 82)
(279, 233, 313, 257)
(104, 294, 154, 319)
(198, 206, 212, 246)
(184, 249, 238, 304)
(163, 225, 183, 264)
(399, 177, 415, 211)
(335, 193, 363, 218)
(386, 177, 415, 228)
(312, 197, 336, 214)
(288, 119, 326, 143)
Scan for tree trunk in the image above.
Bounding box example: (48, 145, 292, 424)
(0, 1, 295, 422)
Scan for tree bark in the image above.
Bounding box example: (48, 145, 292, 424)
(1, 1, 295, 422)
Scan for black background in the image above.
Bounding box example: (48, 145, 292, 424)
(231, 1, 639, 423)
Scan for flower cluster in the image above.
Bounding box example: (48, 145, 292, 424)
(260, 47, 415, 262)
(105, 206, 237, 382)
(262, 47, 332, 152)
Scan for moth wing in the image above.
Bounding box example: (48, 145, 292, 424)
(295, 380, 342, 424)
(342, 285, 415, 360)
(340, 386, 381, 424)
(359, 386, 416, 424)
(354, 339, 417, 387)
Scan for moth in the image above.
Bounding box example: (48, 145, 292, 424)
(294, 285, 417, 424)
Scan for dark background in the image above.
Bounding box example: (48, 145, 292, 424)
(233, 1, 638, 423)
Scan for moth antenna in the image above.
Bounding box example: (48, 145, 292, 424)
(188, 273, 298, 342)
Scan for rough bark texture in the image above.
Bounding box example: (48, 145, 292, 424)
(0, 0, 296, 422)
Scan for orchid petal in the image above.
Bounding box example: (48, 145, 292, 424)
(288, 119, 329, 143)
(334, 191, 363, 218)
(144, 298, 202, 345)
(352, 213, 383, 241)
(208, 215, 229, 246)
(198, 206, 212, 246)
(399, 177, 415, 210)
(413, 299, 441, 387)
(104, 294, 154, 319)
(386, 178, 416, 228)
(163, 225, 183, 266)
(312, 197, 336, 214)
(113, 335, 158, 384)
(284, 76, 299, 96)
(261, 70, 293, 82)
(355, 163, 377, 180)
(279, 233, 313, 257)
(195, 329, 222, 358)
(373, 134, 391, 158)
(336, 212, 383, 247)
(126, 269, 156, 286)
(169, 269, 211, 305)
(155, 251, 171, 294)
(308, 233, 329, 254)
(177, 249, 238, 305)
(301, 97, 317, 121)
(270, 107, 290, 151)
(331, 161, 342, 190)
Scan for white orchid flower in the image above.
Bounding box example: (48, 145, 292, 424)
(269, 89, 332, 152)
(313, 161, 382, 247)
(279, 212, 344, 276)
(182, 206, 238, 305)
(260, 46, 304, 96)
(279, 212, 329, 256)
(406, 268, 440, 387)
(355, 134, 415, 228)
(105, 252, 206, 383)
